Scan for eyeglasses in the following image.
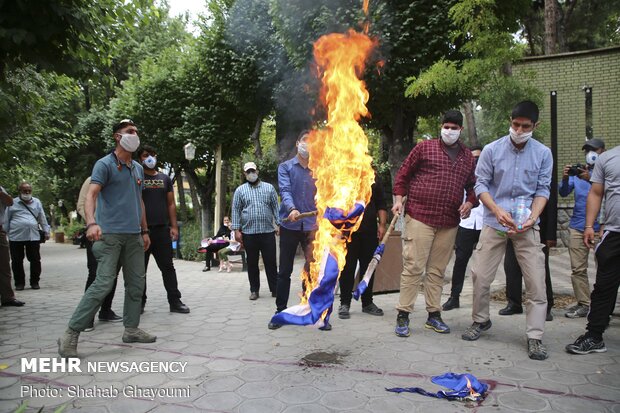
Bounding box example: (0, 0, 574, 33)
(511, 120, 534, 131)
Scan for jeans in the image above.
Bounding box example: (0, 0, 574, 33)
(9, 240, 41, 287)
(339, 231, 377, 307)
(84, 238, 117, 313)
(449, 226, 481, 298)
(68, 234, 145, 331)
(143, 226, 182, 305)
(275, 227, 314, 312)
(242, 232, 277, 294)
(586, 231, 620, 339)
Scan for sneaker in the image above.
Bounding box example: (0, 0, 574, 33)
(30, 283, 40, 290)
(362, 303, 384, 316)
(461, 320, 492, 341)
(58, 328, 80, 358)
(249, 292, 259, 300)
(84, 320, 95, 332)
(527, 338, 548, 360)
(15, 285, 24, 291)
(99, 310, 122, 322)
(338, 304, 350, 319)
(395, 312, 410, 337)
(442, 296, 460, 311)
(565, 335, 607, 355)
(319, 321, 332, 331)
(122, 327, 157, 343)
(425, 313, 450, 334)
(565, 304, 589, 318)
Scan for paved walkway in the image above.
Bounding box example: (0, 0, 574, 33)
(0, 241, 618, 412)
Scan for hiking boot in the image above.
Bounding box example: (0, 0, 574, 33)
(99, 310, 122, 322)
(338, 304, 350, 319)
(527, 338, 548, 360)
(122, 327, 156, 343)
(395, 312, 410, 337)
(565, 304, 589, 318)
(442, 296, 460, 311)
(565, 335, 607, 355)
(425, 313, 450, 334)
(461, 320, 492, 341)
(58, 328, 80, 358)
(362, 303, 384, 316)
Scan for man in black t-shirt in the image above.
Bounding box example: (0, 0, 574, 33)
(338, 177, 388, 319)
(139, 145, 190, 314)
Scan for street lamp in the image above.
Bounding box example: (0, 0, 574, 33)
(184, 142, 196, 161)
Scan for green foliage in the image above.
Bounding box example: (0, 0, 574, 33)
(179, 221, 205, 262)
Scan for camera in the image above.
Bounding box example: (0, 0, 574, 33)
(568, 163, 586, 176)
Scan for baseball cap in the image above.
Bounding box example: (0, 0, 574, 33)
(582, 138, 605, 151)
(243, 162, 257, 172)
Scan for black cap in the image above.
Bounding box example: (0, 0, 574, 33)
(112, 118, 136, 134)
(582, 138, 605, 151)
(511, 101, 539, 123)
(441, 110, 463, 127)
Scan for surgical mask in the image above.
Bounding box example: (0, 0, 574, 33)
(20, 194, 32, 202)
(119, 133, 140, 152)
(585, 151, 598, 166)
(143, 155, 157, 169)
(441, 128, 460, 146)
(509, 127, 532, 144)
(246, 173, 258, 183)
(297, 142, 309, 159)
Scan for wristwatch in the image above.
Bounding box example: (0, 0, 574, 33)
(140, 229, 150, 235)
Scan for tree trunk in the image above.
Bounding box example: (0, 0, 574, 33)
(184, 161, 217, 238)
(544, 0, 558, 55)
(382, 105, 416, 187)
(462, 101, 480, 147)
(185, 172, 202, 228)
(176, 166, 187, 222)
(251, 114, 264, 160)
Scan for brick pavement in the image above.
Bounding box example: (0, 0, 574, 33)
(0, 241, 618, 412)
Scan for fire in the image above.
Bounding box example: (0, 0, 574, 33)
(302, 28, 376, 308)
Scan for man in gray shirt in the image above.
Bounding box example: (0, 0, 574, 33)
(566, 144, 620, 355)
(0, 185, 24, 306)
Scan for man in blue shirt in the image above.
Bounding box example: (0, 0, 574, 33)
(59, 119, 156, 358)
(269, 131, 319, 330)
(559, 138, 605, 318)
(461, 101, 553, 361)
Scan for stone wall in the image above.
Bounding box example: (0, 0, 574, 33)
(513, 46, 620, 247)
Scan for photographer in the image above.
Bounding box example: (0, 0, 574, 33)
(559, 138, 605, 318)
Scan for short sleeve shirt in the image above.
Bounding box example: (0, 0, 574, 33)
(590, 145, 620, 232)
(142, 172, 173, 226)
(91, 153, 144, 234)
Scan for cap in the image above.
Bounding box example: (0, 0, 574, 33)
(582, 138, 605, 151)
(243, 162, 257, 172)
(112, 119, 136, 134)
(511, 101, 539, 123)
(441, 110, 463, 127)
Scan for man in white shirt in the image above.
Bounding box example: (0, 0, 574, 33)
(443, 146, 483, 311)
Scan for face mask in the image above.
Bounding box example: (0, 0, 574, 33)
(297, 142, 309, 159)
(143, 155, 157, 169)
(440, 128, 460, 146)
(585, 151, 598, 166)
(119, 133, 140, 152)
(246, 173, 258, 183)
(20, 194, 32, 202)
(509, 127, 532, 145)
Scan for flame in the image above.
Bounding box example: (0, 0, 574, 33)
(301, 28, 376, 308)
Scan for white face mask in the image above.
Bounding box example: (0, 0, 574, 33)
(246, 172, 258, 183)
(297, 142, 309, 159)
(441, 128, 460, 146)
(143, 155, 157, 169)
(585, 151, 598, 166)
(509, 127, 532, 145)
(20, 193, 32, 202)
(119, 133, 140, 152)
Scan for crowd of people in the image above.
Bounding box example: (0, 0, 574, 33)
(1, 100, 617, 361)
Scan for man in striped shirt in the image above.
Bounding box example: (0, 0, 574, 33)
(232, 162, 280, 300)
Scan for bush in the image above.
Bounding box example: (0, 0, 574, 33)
(179, 221, 204, 262)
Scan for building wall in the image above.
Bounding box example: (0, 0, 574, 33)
(513, 47, 620, 246)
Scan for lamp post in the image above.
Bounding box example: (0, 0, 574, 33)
(183, 142, 196, 161)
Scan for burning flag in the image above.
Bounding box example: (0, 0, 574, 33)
(270, 21, 377, 329)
